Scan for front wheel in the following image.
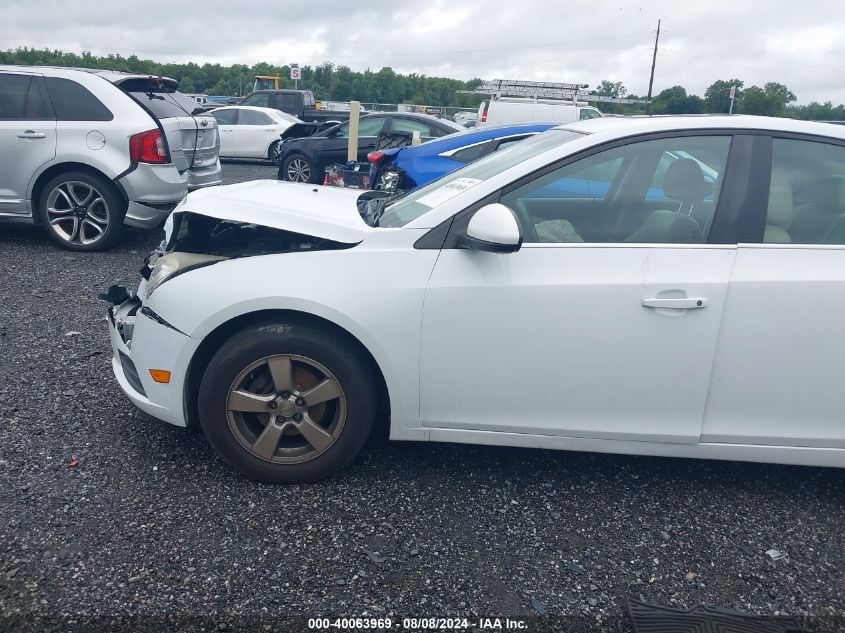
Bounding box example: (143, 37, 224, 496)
(37, 171, 126, 251)
(198, 320, 378, 483)
(282, 154, 315, 183)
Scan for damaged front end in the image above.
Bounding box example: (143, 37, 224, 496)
(140, 211, 355, 299)
(105, 211, 356, 355)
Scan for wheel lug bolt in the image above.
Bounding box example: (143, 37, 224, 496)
(269, 401, 278, 409)
(280, 391, 291, 399)
(295, 398, 305, 406)
(293, 413, 303, 421)
(276, 415, 286, 423)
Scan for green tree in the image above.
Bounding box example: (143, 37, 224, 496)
(178, 76, 195, 93)
(704, 79, 744, 113)
(739, 82, 796, 116)
(596, 80, 627, 98)
(651, 86, 704, 114)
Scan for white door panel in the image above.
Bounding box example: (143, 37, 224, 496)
(217, 125, 236, 157)
(421, 245, 735, 443)
(236, 126, 271, 157)
(703, 245, 845, 448)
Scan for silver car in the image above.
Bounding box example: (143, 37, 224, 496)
(0, 66, 221, 251)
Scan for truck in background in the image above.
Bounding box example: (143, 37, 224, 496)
(239, 89, 355, 124)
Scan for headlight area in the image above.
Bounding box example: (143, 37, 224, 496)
(141, 211, 356, 298)
(144, 252, 227, 298)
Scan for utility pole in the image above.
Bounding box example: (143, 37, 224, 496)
(646, 19, 661, 115)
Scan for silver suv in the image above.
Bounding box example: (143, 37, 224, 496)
(0, 66, 222, 250)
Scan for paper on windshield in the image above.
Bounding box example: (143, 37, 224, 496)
(415, 177, 482, 208)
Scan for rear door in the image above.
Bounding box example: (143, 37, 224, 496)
(211, 108, 238, 157)
(0, 71, 56, 214)
(234, 109, 275, 157)
(703, 135, 845, 449)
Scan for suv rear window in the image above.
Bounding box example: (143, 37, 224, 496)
(44, 77, 113, 121)
(117, 79, 202, 119)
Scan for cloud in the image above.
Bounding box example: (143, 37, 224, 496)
(2, 0, 844, 104)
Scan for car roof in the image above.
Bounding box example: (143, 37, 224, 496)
(559, 114, 845, 141)
(212, 105, 280, 113)
(397, 122, 556, 155)
(0, 65, 179, 87)
(363, 111, 463, 130)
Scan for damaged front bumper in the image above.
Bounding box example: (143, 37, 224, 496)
(106, 285, 197, 427)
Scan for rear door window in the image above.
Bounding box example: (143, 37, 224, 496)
(44, 77, 113, 121)
(391, 118, 436, 137)
(238, 110, 272, 125)
(0, 73, 52, 120)
(448, 141, 495, 163)
(763, 138, 845, 244)
(0, 73, 30, 119)
(337, 117, 387, 137)
(212, 109, 237, 125)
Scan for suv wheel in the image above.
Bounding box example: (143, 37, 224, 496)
(283, 154, 314, 183)
(38, 171, 126, 251)
(198, 320, 378, 483)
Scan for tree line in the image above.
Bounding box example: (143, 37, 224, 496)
(2, 47, 843, 120)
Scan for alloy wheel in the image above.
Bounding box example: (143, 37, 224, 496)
(226, 354, 347, 464)
(286, 158, 311, 182)
(45, 181, 110, 246)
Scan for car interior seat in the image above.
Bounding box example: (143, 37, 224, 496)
(764, 172, 796, 243)
(789, 175, 845, 244)
(624, 158, 706, 243)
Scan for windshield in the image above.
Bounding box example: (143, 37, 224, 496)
(378, 129, 584, 227)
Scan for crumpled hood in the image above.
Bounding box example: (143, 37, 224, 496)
(169, 180, 372, 244)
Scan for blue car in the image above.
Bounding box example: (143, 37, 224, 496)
(367, 123, 556, 191)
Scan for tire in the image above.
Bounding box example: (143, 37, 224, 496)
(268, 141, 281, 165)
(37, 170, 126, 251)
(198, 320, 378, 483)
(282, 154, 316, 183)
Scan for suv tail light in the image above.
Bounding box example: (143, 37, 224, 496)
(480, 101, 489, 123)
(367, 151, 384, 164)
(129, 129, 167, 164)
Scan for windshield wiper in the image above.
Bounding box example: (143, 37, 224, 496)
(144, 91, 165, 101)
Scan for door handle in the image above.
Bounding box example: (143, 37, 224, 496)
(642, 297, 707, 309)
(18, 131, 46, 139)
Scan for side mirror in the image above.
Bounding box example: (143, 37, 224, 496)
(461, 203, 522, 253)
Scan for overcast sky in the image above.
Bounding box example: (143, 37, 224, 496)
(3, 0, 845, 104)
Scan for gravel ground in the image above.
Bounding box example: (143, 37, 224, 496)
(1, 159, 843, 632)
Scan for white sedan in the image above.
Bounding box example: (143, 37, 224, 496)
(209, 106, 300, 162)
(107, 115, 845, 482)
